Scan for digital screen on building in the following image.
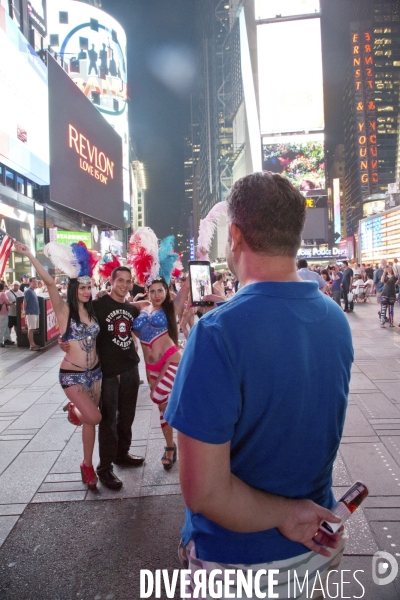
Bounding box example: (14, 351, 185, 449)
(28, 0, 46, 36)
(256, 0, 320, 19)
(360, 209, 400, 262)
(333, 178, 341, 243)
(56, 230, 92, 246)
(48, 54, 123, 229)
(302, 208, 328, 241)
(360, 215, 383, 261)
(363, 199, 385, 217)
(257, 18, 324, 135)
(0, 6, 49, 184)
(46, 0, 129, 204)
(262, 134, 325, 191)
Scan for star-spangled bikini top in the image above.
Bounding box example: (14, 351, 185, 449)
(132, 309, 168, 346)
(65, 318, 100, 341)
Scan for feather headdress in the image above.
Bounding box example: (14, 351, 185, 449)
(98, 253, 121, 280)
(197, 201, 227, 261)
(44, 241, 99, 284)
(171, 253, 183, 279)
(158, 236, 179, 283)
(128, 227, 160, 286)
(128, 228, 179, 286)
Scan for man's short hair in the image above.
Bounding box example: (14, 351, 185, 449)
(342, 260, 348, 267)
(226, 172, 306, 256)
(111, 266, 131, 280)
(297, 259, 308, 269)
(29, 277, 37, 283)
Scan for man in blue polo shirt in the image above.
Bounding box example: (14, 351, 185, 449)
(165, 172, 353, 598)
(23, 277, 42, 351)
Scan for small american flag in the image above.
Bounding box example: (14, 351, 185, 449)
(0, 229, 13, 280)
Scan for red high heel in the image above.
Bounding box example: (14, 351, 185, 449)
(80, 462, 98, 490)
(63, 402, 82, 426)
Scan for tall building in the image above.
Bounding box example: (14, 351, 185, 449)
(190, 0, 245, 261)
(178, 97, 200, 264)
(344, 0, 400, 236)
(131, 160, 147, 231)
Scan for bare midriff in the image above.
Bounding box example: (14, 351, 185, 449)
(60, 340, 98, 371)
(140, 332, 181, 370)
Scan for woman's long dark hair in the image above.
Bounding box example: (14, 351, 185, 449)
(63, 279, 96, 338)
(151, 277, 178, 346)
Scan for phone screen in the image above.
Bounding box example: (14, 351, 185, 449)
(189, 261, 213, 306)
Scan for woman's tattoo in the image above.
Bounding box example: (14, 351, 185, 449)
(148, 353, 163, 364)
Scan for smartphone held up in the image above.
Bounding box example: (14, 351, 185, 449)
(188, 261, 214, 306)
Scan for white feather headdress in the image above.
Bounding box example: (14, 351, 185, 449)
(44, 242, 80, 278)
(197, 201, 227, 261)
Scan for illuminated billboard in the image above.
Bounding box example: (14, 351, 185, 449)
(48, 55, 123, 229)
(350, 23, 379, 199)
(0, 6, 49, 184)
(46, 0, 129, 204)
(257, 18, 324, 135)
(28, 0, 46, 36)
(256, 0, 320, 19)
(262, 134, 325, 191)
(363, 199, 385, 217)
(360, 208, 400, 262)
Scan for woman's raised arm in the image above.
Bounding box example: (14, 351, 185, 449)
(13, 241, 69, 324)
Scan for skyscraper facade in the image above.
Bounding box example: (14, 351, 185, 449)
(344, 0, 400, 236)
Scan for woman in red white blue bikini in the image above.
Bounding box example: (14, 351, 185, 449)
(128, 228, 189, 470)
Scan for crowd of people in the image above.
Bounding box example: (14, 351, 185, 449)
(297, 258, 400, 326)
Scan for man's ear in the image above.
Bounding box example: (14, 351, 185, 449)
(229, 222, 242, 252)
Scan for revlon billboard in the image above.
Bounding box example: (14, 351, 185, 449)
(48, 54, 123, 228)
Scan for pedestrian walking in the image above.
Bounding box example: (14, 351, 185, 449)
(330, 264, 343, 306)
(380, 265, 397, 327)
(341, 260, 354, 312)
(0, 282, 11, 347)
(5, 280, 22, 344)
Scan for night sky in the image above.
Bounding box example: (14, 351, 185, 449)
(101, 0, 351, 236)
(101, 0, 197, 239)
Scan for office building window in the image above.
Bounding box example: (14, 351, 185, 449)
(17, 176, 25, 194)
(6, 169, 15, 189)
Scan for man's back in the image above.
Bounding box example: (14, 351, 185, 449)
(167, 280, 353, 564)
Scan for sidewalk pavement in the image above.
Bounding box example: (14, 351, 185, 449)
(1, 300, 400, 598)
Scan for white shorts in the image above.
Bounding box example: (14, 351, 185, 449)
(179, 531, 346, 600)
(26, 315, 39, 330)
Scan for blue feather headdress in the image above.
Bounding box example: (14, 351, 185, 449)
(44, 241, 99, 283)
(128, 228, 180, 286)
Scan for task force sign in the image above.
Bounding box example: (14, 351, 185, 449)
(48, 54, 123, 229)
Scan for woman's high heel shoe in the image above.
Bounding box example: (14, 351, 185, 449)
(80, 462, 98, 490)
(63, 402, 82, 426)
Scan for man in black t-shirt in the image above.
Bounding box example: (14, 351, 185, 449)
(60, 267, 145, 489)
(341, 260, 354, 312)
(92, 266, 146, 489)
